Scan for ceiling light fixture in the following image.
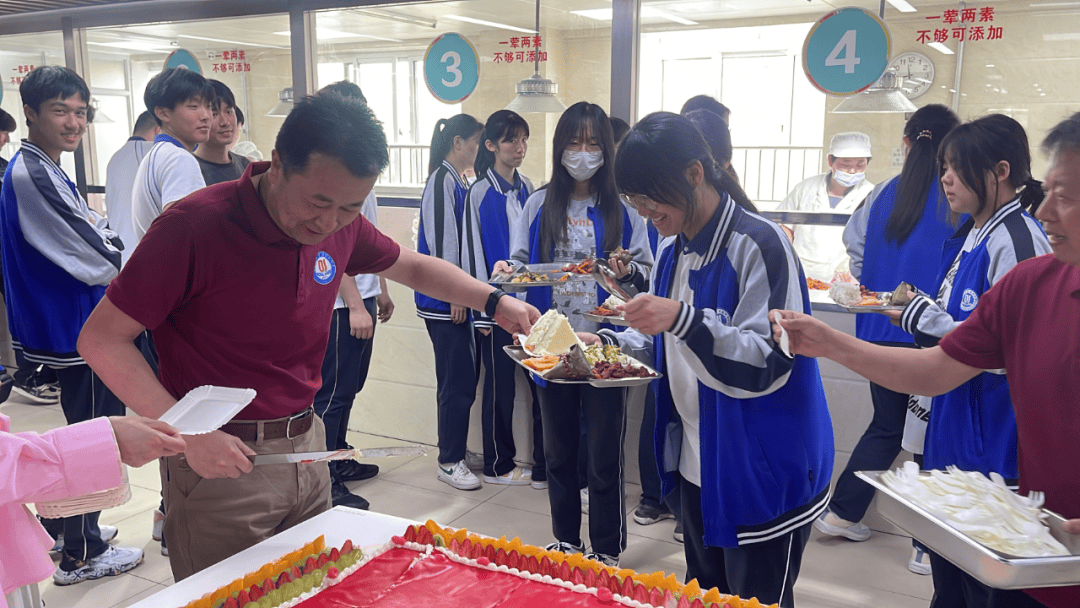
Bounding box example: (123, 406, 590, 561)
(267, 87, 293, 117)
(885, 0, 918, 12)
(87, 40, 175, 52)
(272, 29, 401, 42)
(831, 72, 919, 113)
(927, 41, 955, 54)
(354, 8, 436, 29)
(443, 15, 536, 34)
(571, 7, 699, 25)
(505, 0, 565, 114)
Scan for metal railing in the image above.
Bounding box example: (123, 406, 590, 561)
(731, 146, 824, 205)
(381, 144, 430, 189)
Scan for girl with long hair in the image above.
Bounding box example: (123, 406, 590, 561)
(415, 114, 484, 491)
(497, 102, 654, 567)
(588, 111, 832, 608)
(815, 105, 961, 570)
(889, 113, 1049, 607)
(460, 109, 544, 488)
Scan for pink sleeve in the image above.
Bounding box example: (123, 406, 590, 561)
(0, 417, 122, 505)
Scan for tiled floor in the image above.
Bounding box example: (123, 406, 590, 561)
(4, 396, 934, 608)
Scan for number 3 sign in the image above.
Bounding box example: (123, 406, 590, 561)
(424, 33, 480, 104)
(802, 7, 891, 96)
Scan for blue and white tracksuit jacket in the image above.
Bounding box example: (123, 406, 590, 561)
(508, 188, 653, 315)
(605, 198, 834, 548)
(415, 160, 470, 321)
(898, 200, 1049, 478)
(844, 175, 959, 344)
(460, 168, 534, 329)
(0, 141, 122, 366)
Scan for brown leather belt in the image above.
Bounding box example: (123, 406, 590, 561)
(219, 407, 314, 442)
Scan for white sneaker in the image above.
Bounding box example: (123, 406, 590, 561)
(437, 460, 481, 490)
(909, 546, 932, 575)
(580, 487, 589, 515)
(813, 510, 871, 542)
(483, 466, 532, 485)
(151, 509, 164, 542)
(531, 479, 549, 490)
(464, 450, 485, 470)
(52, 546, 143, 585)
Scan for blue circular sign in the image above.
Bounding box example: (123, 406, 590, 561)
(802, 8, 890, 96)
(314, 252, 336, 285)
(164, 49, 202, 75)
(424, 33, 479, 104)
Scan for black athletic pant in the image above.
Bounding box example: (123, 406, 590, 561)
(425, 318, 477, 465)
(680, 474, 811, 608)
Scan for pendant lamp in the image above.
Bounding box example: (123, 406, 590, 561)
(267, 87, 294, 117)
(831, 71, 918, 114)
(505, 0, 565, 114)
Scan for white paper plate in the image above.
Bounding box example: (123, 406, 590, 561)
(158, 385, 257, 435)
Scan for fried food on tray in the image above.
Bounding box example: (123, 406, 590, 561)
(593, 360, 655, 379)
(510, 271, 550, 283)
(522, 355, 559, 372)
(806, 278, 830, 290)
(560, 258, 596, 274)
(588, 306, 620, 317)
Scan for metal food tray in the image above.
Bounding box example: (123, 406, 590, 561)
(836, 291, 905, 313)
(503, 345, 660, 388)
(581, 311, 631, 326)
(490, 263, 593, 287)
(857, 470, 1080, 589)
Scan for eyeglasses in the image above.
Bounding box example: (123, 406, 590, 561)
(619, 193, 659, 212)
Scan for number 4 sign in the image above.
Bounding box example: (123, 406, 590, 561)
(424, 33, 480, 104)
(803, 7, 891, 96)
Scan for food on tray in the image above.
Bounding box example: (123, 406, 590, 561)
(828, 280, 863, 306)
(584, 344, 630, 366)
(588, 306, 621, 317)
(510, 271, 550, 283)
(593, 360, 656, 379)
(806, 278, 830, 290)
(560, 258, 596, 274)
(887, 281, 916, 306)
(523, 310, 585, 356)
(881, 462, 1070, 558)
(218, 521, 776, 608)
(522, 355, 559, 373)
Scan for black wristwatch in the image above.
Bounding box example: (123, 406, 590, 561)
(485, 288, 508, 318)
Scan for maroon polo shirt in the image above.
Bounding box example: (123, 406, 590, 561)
(107, 161, 400, 420)
(940, 254, 1080, 608)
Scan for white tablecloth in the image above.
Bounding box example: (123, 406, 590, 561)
(129, 507, 417, 608)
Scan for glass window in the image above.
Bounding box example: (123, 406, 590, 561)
(0, 32, 72, 177)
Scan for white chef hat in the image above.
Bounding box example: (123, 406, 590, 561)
(829, 132, 872, 158)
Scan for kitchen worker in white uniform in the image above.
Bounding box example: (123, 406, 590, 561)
(778, 132, 875, 281)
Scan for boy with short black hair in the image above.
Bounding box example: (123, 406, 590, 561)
(194, 79, 250, 185)
(130, 67, 213, 248)
(0, 65, 143, 585)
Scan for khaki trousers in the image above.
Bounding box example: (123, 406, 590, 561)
(161, 416, 332, 581)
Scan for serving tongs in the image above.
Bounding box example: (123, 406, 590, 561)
(592, 259, 633, 301)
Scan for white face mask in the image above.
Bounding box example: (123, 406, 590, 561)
(833, 170, 865, 188)
(562, 150, 604, 182)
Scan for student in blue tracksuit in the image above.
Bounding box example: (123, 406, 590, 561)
(818, 106, 962, 563)
(461, 110, 544, 488)
(589, 112, 832, 608)
(495, 102, 654, 567)
(888, 114, 1050, 608)
(415, 114, 484, 491)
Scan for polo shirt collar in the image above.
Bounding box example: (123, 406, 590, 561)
(486, 167, 521, 196)
(677, 192, 735, 263)
(154, 133, 186, 149)
(237, 161, 299, 247)
(973, 199, 1022, 246)
(442, 160, 468, 190)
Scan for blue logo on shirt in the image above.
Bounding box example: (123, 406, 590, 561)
(717, 309, 732, 326)
(960, 289, 979, 312)
(314, 252, 336, 285)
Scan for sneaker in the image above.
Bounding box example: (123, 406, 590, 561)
(633, 503, 674, 526)
(584, 551, 619, 568)
(580, 487, 589, 515)
(909, 546, 932, 575)
(12, 383, 59, 405)
(483, 466, 532, 486)
(813, 510, 871, 542)
(152, 508, 164, 542)
(544, 541, 585, 555)
(335, 460, 379, 482)
(437, 460, 481, 490)
(531, 479, 549, 490)
(464, 450, 485, 470)
(53, 546, 144, 585)
(331, 479, 371, 510)
(161, 543, 168, 557)
(50, 525, 118, 554)
(673, 522, 684, 544)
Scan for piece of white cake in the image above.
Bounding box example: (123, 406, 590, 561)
(524, 310, 585, 356)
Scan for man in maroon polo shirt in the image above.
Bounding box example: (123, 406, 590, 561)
(77, 92, 539, 580)
(769, 112, 1080, 608)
